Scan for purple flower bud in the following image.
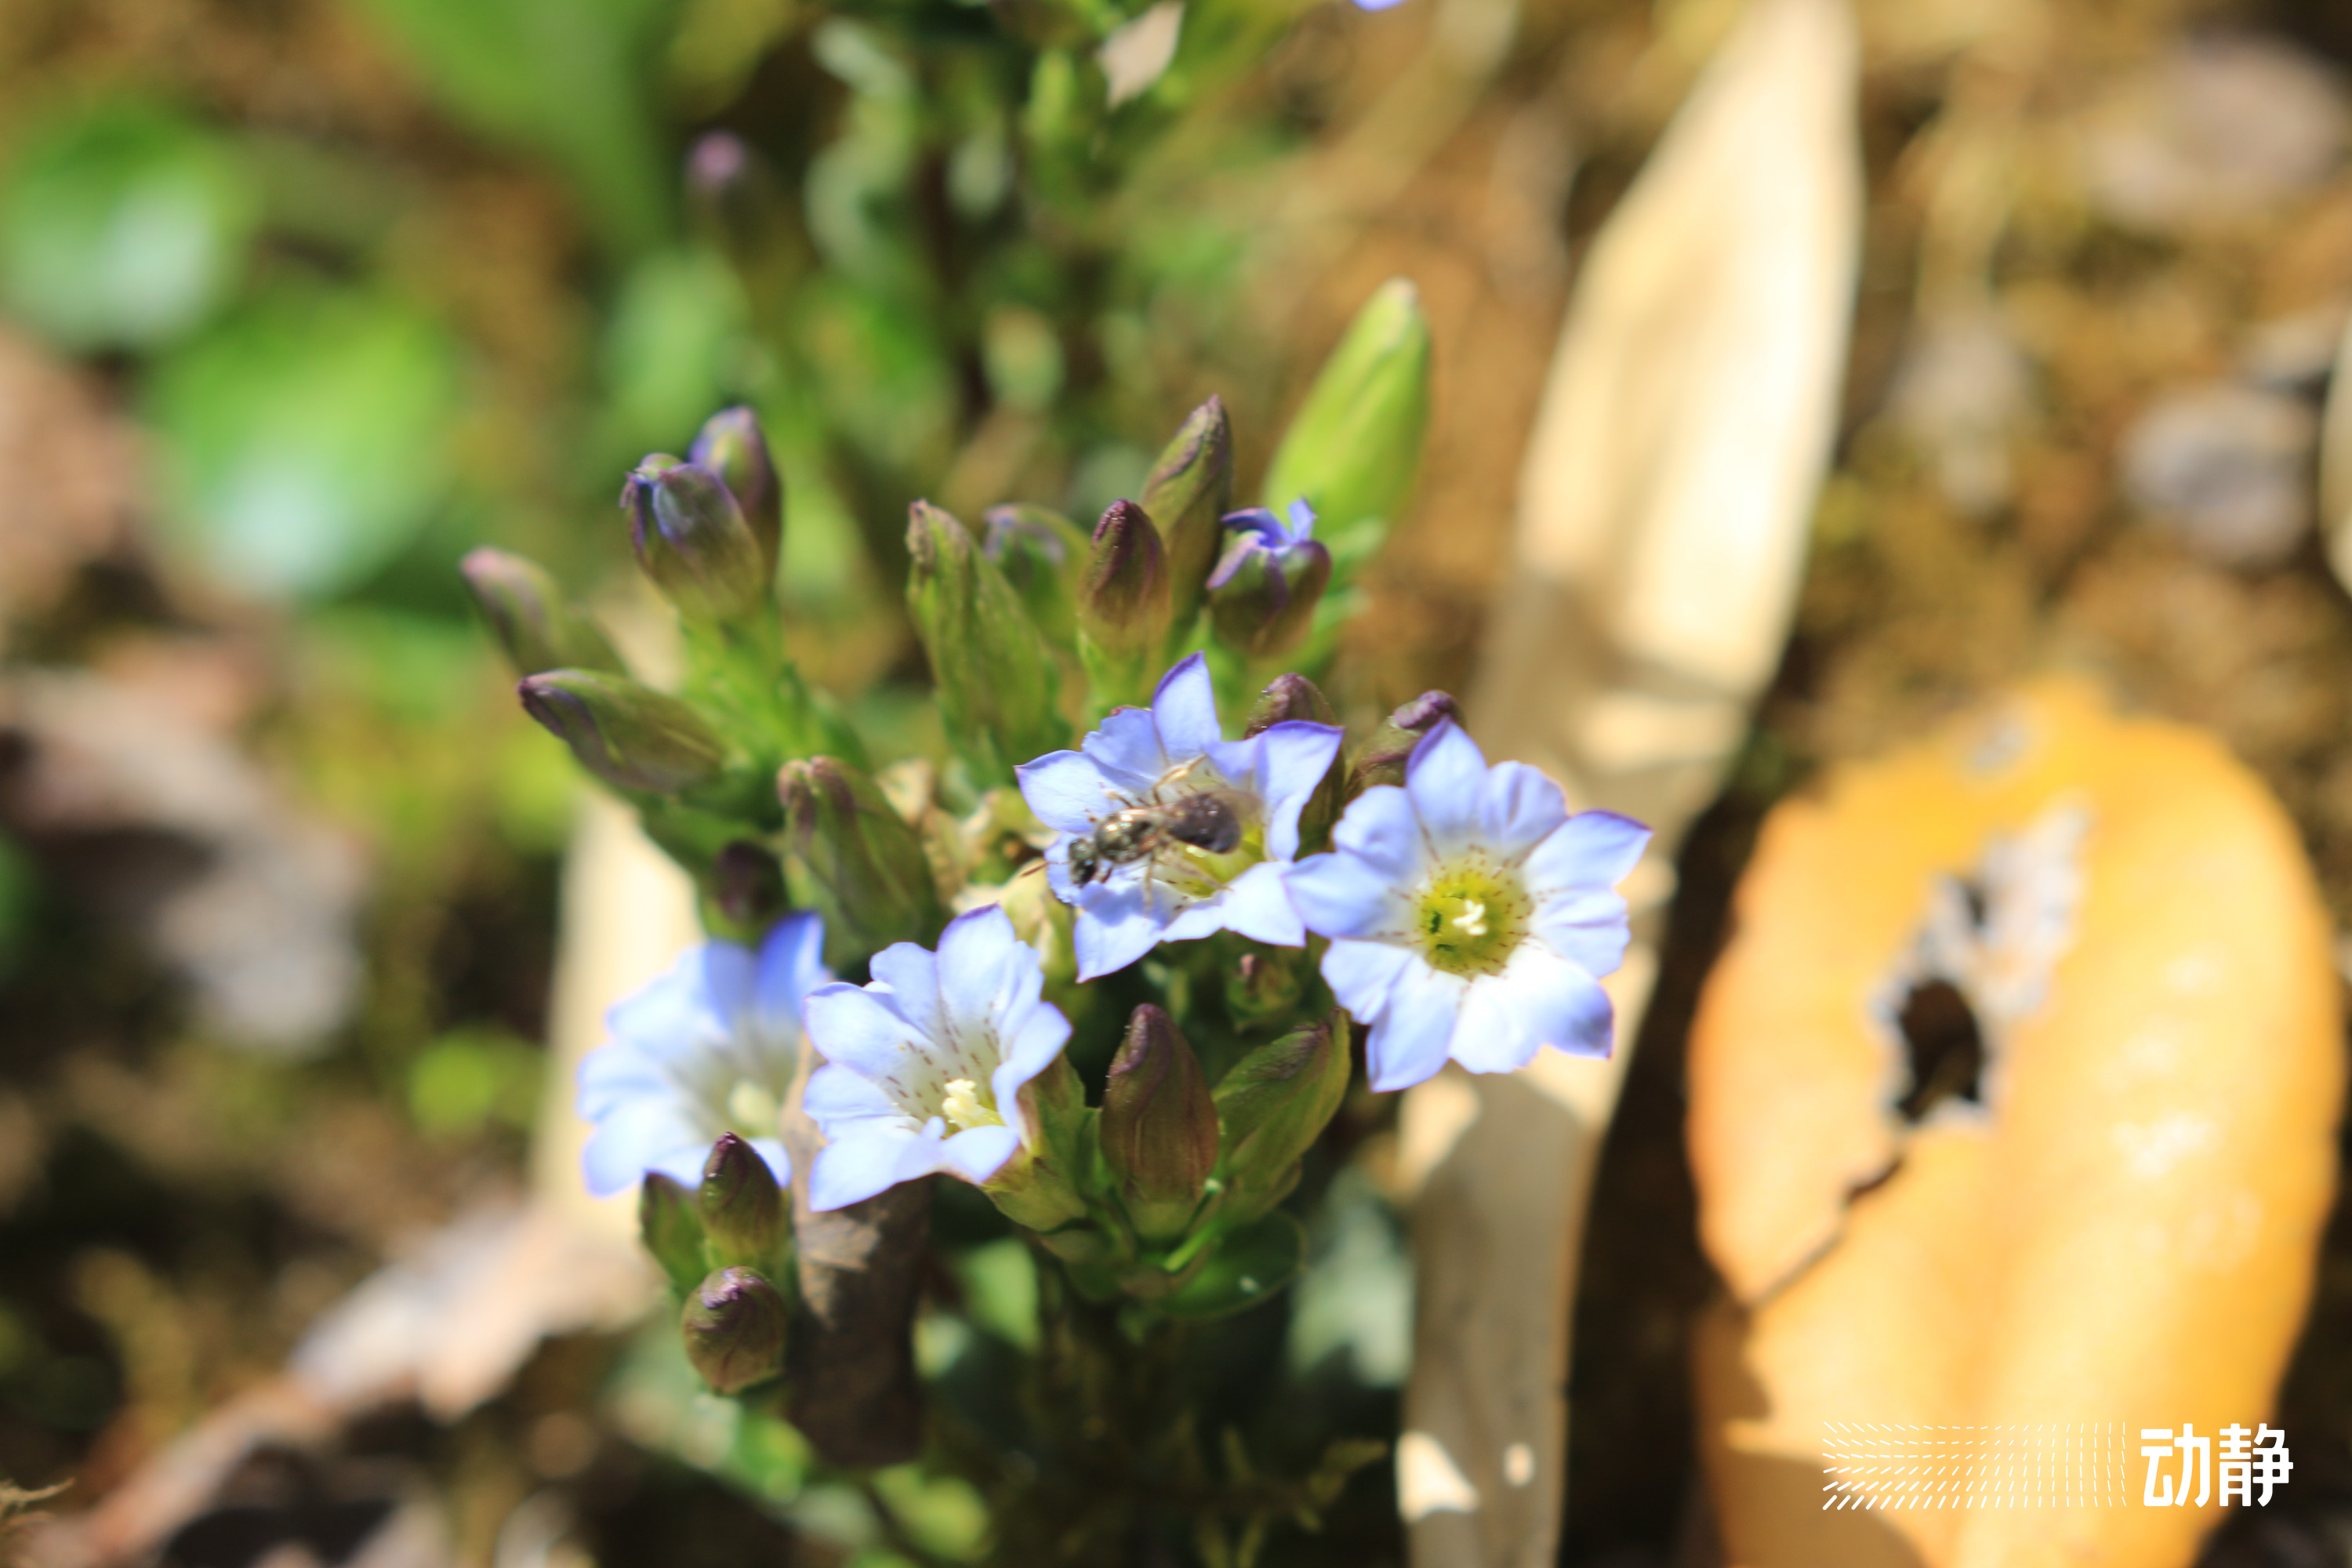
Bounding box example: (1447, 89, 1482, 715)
(711, 840, 786, 931)
(1346, 688, 1461, 796)
(1139, 395, 1234, 626)
(688, 407, 782, 578)
(681, 1266, 789, 1394)
(1100, 1004, 1218, 1241)
(1080, 499, 1172, 658)
(460, 548, 623, 676)
(1243, 673, 1339, 736)
(1204, 500, 1333, 659)
(622, 458, 768, 625)
(701, 1131, 786, 1265)
(517, 670, 726, 794)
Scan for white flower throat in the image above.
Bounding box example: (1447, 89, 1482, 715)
(1415, 859, 1530, 978)
(939, 1076, 1005, 1133)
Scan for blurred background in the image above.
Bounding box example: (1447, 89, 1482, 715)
(11, 0, 2352, 1563)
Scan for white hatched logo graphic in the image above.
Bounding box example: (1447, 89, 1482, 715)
(1820, 1424, 2292, 1511)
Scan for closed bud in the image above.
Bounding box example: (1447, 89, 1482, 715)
(641, 1172, 707, 1293)
(681, 1266, 789, 1395)
(1079, 499, 1171, 659)
(1205, 501, 1333, 659)
(517, 671, 726, 794)
(684, 132, 787, 263)
(461, 548, 624, 677)
(905, 501, 1065, 782)
(983, 503, 1089, 644)
(1348, 690, 1460, 796)
(700, 1132, 786, 1265)
(1138, 395, 1234, 626)
(1213, 1011, 1352, 1226)
(688, 407, 783, 579)
(1261, 278, 1432, 565)
(1244, 673, 1339, 735)
(712, 840, 787, 931)
(1101, 1004, 1218, 1241)
(779, 757, 946, 954)
(622, 458, 769, 625)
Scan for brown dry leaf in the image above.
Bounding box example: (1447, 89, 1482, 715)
(1406, 0, 1862, 1562)
(1686, 681, 2342, 1568)
(0, 325, 141, 646)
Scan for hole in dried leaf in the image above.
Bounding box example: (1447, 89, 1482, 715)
(1893, 976, 1986, 1123)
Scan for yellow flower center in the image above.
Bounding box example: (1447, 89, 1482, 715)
(940, 1076, 1004, 1134)
(727, 1079, 782, 1134)
(1417, 862, 1528, 978)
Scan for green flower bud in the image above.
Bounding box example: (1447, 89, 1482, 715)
(1101, 1004, 1218, 1242)
(1078, 499, 1171, 659)
(700, 1132, 786, 1266)
(1138, 395, 1233, 626)
(1244, 673, 1339, 735)
(983, 503, 1089, 645)
(681, 1266, 789, 1395)
(688, 406, 782, 579)
(622, 458, 769, 625)
(1260, 278, 1432, 565)
(711, 840, 786, 931)
(460, 548, 624, 677)
(778, 757, 947, 956)
(1213, 1010, 1352, 1227)
(905, 500, 1065, 782)
(517, 671, 726, 794)
(1347, 690, 1459, 797)
(641, 1172, 707, 1293)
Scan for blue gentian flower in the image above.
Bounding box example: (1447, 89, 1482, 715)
(800, 906, 1073, 1210)
(1204, 500, 1334, 658)
(1287, 721, 1650, 1092)
(1014, 652, 1345, 980)
(577, 911, 829, 1196)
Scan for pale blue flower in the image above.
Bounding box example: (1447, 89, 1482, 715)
(1287, 721, 1649, 1092)
(577, 911, 829, 1196)
(801, 906, 1072, 1210)
(1014, 652, 1344, 981)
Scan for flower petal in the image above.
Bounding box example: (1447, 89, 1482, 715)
(1403, 721, 1492, 851)
(753, 910, 828, 1049)
(1149, 653, 1223, 758)
(1082, 706, 1169, 791)
(1532, 887, 1632, 979)
(1476, 760, 1570, 862)
(802, 1061, 906, 1132)
(604, 961, 706, 1054)
(1446, 979, 1537, 1076)
(1497, 942, 1615, 1059)
(583, 1098, 708, 1196)
(695, 942, 760, 1039)
(1364, 963, 1467, 1092)
(1016, 750, 1115, 834)
(990, 1003, 1072, 1116)
(808, 1123, 948, 1210)
(1526, 810, 1652, 895)
(866, 940, 944, 1042)
(1225, 721, 1344, 859)
(1319, 937, 1414, 1022)
(1071, 876, 1164, 980)
(1215, 860, 1307, 946)
(1287, 848, 1415, 941)
(941, 1125, 1023, 1185)
(1328, 785, 1431, 886)
(935, 906, 1021, 1048)
(803, 982, 926, 1080)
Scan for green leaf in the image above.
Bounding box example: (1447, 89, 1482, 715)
(146, 289, 460, 598)
(1163, 1210, 1306, 1319)
(341, 0, 674, 252)
(0, 97, 256, 350)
